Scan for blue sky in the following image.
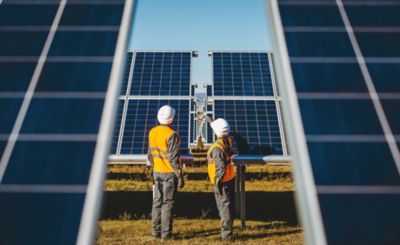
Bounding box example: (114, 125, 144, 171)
(128, 0, 272, 85)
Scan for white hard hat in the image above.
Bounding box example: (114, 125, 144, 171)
(157, 105, 175, 125)
(211, 118, 230, 138)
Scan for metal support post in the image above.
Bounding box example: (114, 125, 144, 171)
(235, 163, 246, 230)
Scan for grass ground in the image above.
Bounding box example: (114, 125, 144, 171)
(97, 219, 303, 245)
(105, 164, 294, 192)
(98, 164, 302, 244)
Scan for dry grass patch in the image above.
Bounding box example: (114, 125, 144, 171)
(97, 219, 303, 245)
(105, 179, 294, 192)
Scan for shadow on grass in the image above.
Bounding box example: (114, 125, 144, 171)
(101, 191, 299, 225)
(174, 223, 301, 240)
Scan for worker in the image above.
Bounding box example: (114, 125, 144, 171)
(147, 105, 184, 239)
(207, 118, 236, 240)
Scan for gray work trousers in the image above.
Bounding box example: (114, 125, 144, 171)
(214, 178, 235, 239)
(152, 172, 177, 239)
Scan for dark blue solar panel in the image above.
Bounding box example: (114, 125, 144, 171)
(0, 1, 127, 244)
(279, 1, 400, 244)
(48, 31, 118, 56)
(345, 5, 400, 27)
(382, 99, 400, 134)
(291, 63, 367, 93)
(367, 63, 400, 93)
(0, 141, 5, 157)
(120, 100, 190, 155)
(280, 5, 343, 27)
(308, 141, 400, 185)
(120, 52, 133, 95)
(206, 85, 213, 97)
(299, 99, 383, 135)
(36, 62, 112, 92)
(130, 52, 191, 96)
(20, 98, 104, 134)
(285, 32, 355, 57)
(3, 141, 95, 185)
(60, 4, 123, 26)
(319, 194, 400, 245)
(355, 32, 400, 57)
(214, 100, 283, 155)
(0, 193, 85, 245)
(0, 62, 37, 92)
(0, 31, 48, 56)
(110, 99, 124, 154)
(213, 52, 274, 96)
(0, 98, 22, 134)
(0, 5, 57, 26)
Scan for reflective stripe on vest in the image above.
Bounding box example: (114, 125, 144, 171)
(207, 137, 236, 184)
(149, 125, 178, 173)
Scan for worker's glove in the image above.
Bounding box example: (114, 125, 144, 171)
(178, 175, 185, 189)
(214, 177, 220, 185)
(146, 160, 152, 170)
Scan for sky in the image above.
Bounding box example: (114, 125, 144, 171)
(128, 0, 272, 85)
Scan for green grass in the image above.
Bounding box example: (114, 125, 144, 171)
(97, 219, 303, 245)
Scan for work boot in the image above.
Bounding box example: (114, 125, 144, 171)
(161, 234, 173, 240)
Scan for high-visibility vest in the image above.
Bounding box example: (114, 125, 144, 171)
(207, 137, 236, 184)
(149, 125, 181, 173)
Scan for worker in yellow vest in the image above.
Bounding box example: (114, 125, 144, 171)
(208, 118, 236, 240)
(147, 105, 184, 239)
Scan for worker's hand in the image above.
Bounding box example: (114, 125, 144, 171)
(214, 177, 220, 185)
(178, 175, 185, 189)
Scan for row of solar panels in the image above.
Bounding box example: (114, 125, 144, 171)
(110, 51, 287, 156)
(0, 1, 134, 244)
(269, 1, 400, 245)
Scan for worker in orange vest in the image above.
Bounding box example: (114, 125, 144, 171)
(147, 105, 184, 239)
(208, 118, 236, 240)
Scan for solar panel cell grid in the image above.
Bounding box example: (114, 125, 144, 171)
(130, 52, 191, 96)
(110, 99, 124, 154)
(120, 100, 189, 155)
(120, 52, 133, 95)
(214, 100, 283, 155)
(213, 52, 274, 96)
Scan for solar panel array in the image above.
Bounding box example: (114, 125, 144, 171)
(213, 52, 274, 96)
(211, 52, 286, 155)
(120, 99, 189, 155)
(276, 1, 400, 244)
(111, 51, 192, 156)
(0, 1, 130, 244)
(214, 100, 283, 155)
(130, 52, 191, 96)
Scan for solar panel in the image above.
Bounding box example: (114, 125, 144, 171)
(0, 1, 133, 244)
(212, 52, 274, 96)
(129, 51, 191, 96)
(210, 51, 286, 155)
(269, 1, 400, 244)
(110, 99, 124, 154)
(120, 52, 134, 95)
(119, 99, 190, 155)
(214, 100, 284, 155)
